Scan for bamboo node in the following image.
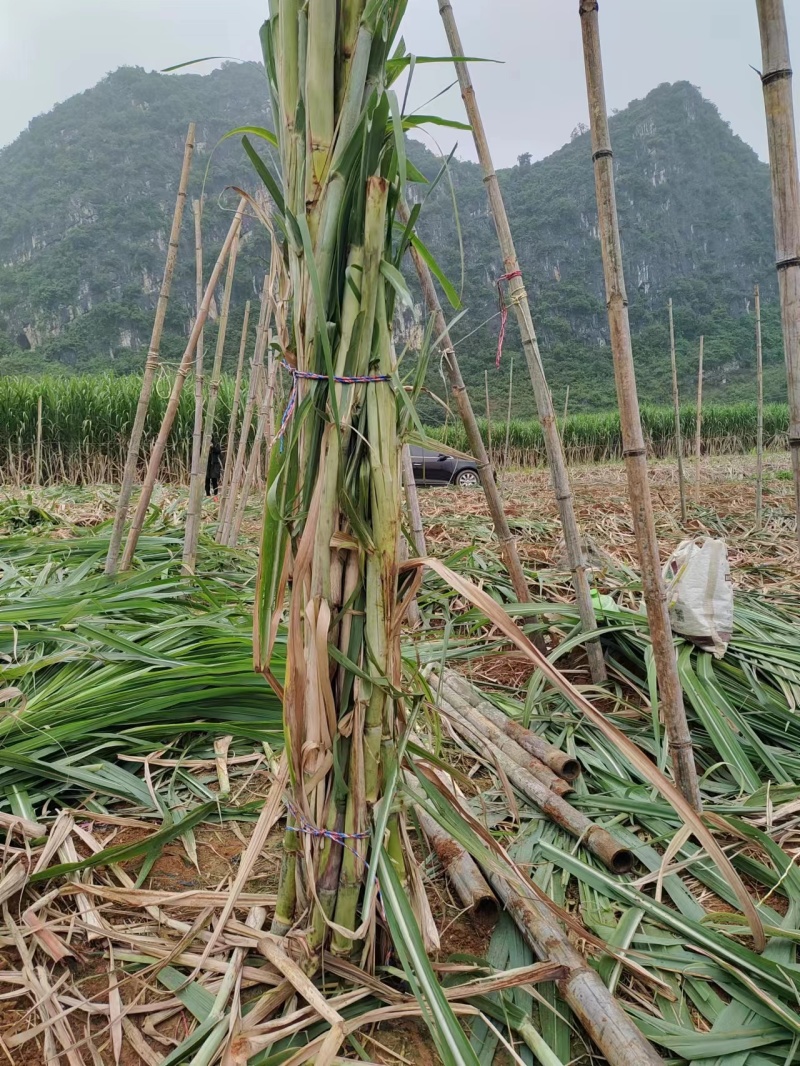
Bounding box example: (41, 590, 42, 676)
(591, 148, 613, 161)
(761, 67, 792, 85)
(776, 255, 800, 270)
(621, 447, 647, 458)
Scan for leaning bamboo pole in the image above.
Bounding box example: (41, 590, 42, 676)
(756, 0, 800, 547)
(438, 0, 606, 685)
(578, 0, 700, 809)
(104, 123, 195, 575)
(119, 198, 247, 571)
(219, 300, 251, 517)
(397, 201, 535, 623)
(755, 285, 765, 526)
(183, 233, 242, 571)
(187, 197, 206, 518)
(484, 369, 493, 463)
(668, 299, 687, 522)
(217, 274, 272, 545)
(694, 336, 704, 500)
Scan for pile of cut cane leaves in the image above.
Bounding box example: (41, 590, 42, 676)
(2, 510, 800, 1064)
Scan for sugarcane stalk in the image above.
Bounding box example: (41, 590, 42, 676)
(119, 197, 246, 571)
(105, 123, 195, 575)
(183, 232, 241, 571)
(187, 197, 205, 528)
(578, 0, 701, 810)
(442, 669, 580, 780)
(438, 691, 633, 874)
(218, 273, 273, 545)
(415, 799, 498, 918)
(488, 872, 663, 1065)
(396, 198, 538, 629)
(432, 680, 573, 797)
(755, 284, 765, 526)
(694, 335, 704, 500)
(438, 0, 606, 685)
(218, 300, 251, 516)
(756, 0, 800, 549)
(668, 299, 687, 523)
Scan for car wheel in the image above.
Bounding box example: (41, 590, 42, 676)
(456, 468, 480, 489)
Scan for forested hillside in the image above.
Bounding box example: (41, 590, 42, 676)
(0, 64, 785, 413)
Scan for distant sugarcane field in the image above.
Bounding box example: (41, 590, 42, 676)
(0, 372, 789, 484)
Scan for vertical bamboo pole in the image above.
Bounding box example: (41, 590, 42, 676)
(755, 284, 765, 526)
(484, 369, 493, 463)
(756, 0, 800, 548)
(397, 202, 536, 617)
(438, 0, 606, 684)
(503, 356, 514, 470)
(187, 198, 205, 505)
(228, 359, 272, 547)
(562, 384, 570, 428)
(104, 123, 195, 574)
(183, 232, 242, 571)
(578, 0, 700, 809)
(34, 396, 43, 488)
(217, 273, 271, 545)
(401, 445, 427, 557)
(668, 299, 687, 522)
(219, 300, 251, 517)
(694, 336, 704, 500)
(120, 197, 247, 571)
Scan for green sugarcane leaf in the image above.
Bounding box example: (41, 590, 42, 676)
(380, 260, 413, 308)
(410, 233, 461, 310)
(402, 114, 472, 131)
(242, 135, 286, 218)
(377, 848, 480, 1066)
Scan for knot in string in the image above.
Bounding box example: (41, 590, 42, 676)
(495, 270, 523, 368)
(285, 800, 370, 862)
(274, 360, 391, 450)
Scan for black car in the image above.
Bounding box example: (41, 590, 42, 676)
(409, 446, 481, 489)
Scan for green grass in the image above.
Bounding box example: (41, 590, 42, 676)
(0, 375, 789, 482)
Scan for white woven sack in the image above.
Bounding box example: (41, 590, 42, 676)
(663, 537, 733, 658)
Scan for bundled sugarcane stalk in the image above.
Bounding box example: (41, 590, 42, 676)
(251, 0, 438, 972)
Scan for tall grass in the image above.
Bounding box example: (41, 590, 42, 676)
(432, 402, 791, 466)
(0, 375, 789, 483)
(0, 373, 243, 485)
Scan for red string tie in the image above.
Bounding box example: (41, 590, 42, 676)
(495, 270, 523, 368)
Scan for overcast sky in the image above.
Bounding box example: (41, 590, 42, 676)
(1, 1, 799, 166)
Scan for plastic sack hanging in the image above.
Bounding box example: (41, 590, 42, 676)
(663, 537, 733, 658)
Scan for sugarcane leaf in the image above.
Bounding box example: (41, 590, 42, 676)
(410, 234, 461, 310)
(403, 114, 472, 131)
(377, 848, 480, 1066)
(380, 261, 413, 308)
(242, 135, 286, 218)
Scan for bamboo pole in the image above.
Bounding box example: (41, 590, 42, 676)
(396, 202, 539, 638)
(484, 369, 493, 463)
(401, 445, 427, 557)
(694, 336, 704, 500)
(104, 123, 195, 575)
(578, 0, 701, 809)
(488, 872, 663, 1065)
(442, 669, 580, 780)
(412, 799, 497, 918)
(755, 284, 765, 526)
(438, 0, 606, 685)
(34, 396, 42, 487)
(562, 384, 570, 427)
(228, 364, 272, 548)
(668, 299, 687, 522)
(120, 197, 247, 571)
(217, 273, 271, 545)
(183, 233, 242, 571)
(503, 356, 514, 470)
(756, 0, 800, 548)
(219, 300, 251, 519)
(187, 197, 205, 515)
